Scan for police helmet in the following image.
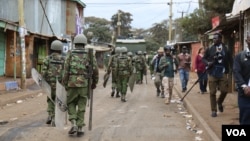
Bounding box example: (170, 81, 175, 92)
(143, 51, 147, 54)
(73, 34, 87, 45)
(127, 51, 133, 56)
(120, 46, 128, 53)
(115, 47, 121, 54)
(137, 50, 142, 55)
(51, 40, 63, 51)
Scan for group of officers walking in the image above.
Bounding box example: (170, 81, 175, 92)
(39, 31, 250, 138)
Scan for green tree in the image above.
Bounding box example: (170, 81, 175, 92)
(179, 9, 212, 40)
(149, 21, 168, 46)
(110, 10, 133, 38)
(203, 0, 234, 15)
(84, 16, 112, 43)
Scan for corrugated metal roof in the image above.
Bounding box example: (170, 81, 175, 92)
(231, 0, 250, 16)
(71, 0, 86, 7)
(116, 39, 146, 43)
(85, 44, 111, 52)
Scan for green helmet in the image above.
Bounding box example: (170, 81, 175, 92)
(120, 46, 128, 53)
(115, 47, 121, 54)
(73, 34, 87, 45)
(127, 51, 133, 56)
(137, 50, 142, 55)
(51, 40, 63, 51)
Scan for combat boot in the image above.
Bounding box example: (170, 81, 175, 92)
(77, 126, 84, 136)
(156, 89, 161, 97)
(111, 88, 115, 97)
(116, 91, 120, 98)
(68, 120, 78, 135)
(46, 115, 52, 124)
(51, 116, 55, 127)
(121, 94, 127, 102)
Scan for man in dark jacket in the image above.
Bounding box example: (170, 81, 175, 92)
(233, 33, 250, 124)
(202, 33, 232, 117)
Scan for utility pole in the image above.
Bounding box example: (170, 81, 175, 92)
(117, 10, 121, 37)
(18, 0, 26, 89)
(168, 0, 172, 44)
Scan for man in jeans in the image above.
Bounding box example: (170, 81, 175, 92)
(177, 46, 191, 92)
(202, 33, 232, 117)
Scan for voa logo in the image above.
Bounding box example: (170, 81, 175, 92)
(226, 129, 246, 136)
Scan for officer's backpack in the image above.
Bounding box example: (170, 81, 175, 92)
(44, 53, 64, 85)
(117, 55, 130, 75)
(68, 49, 89, 76)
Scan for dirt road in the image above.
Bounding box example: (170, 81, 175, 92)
(0, 69, 202, 141)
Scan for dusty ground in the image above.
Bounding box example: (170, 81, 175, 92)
(0, 69, 201, 141)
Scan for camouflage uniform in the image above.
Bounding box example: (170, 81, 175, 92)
(41, 40, 64, 126)
(107, 47, 121, 97)
(104, 53, 110, 72)
(134, 51, 147, 84)
(62, 34, 99, 136)
(147, 51, 155, 77)
(116, 47, 133, 102)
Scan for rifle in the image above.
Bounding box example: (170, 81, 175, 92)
(180, 68, 209, 101)
(88, 48, 94, 131)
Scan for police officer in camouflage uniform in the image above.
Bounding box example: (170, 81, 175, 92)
(134, 50, 147, 84)
(62, 34, 99, 136)
(116, 47, 133, 102)
(107, 47, 121, 97)
(41, 40, 64, 126)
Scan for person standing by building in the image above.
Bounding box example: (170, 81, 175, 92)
(116, 47, 133, 102)
(152, 47, 165, 98)
(202, 33, 232, 117)
(41, 40, 64, 127)
(177, 46, 191, 92)
(233, 33, 250, 125)
(194, 47, 208, 94)
(159, 45, 178, 104)
(62, 34, 99, 136)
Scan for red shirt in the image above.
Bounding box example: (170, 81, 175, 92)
(195, 54, 206, 73)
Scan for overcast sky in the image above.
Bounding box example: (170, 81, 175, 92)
(82, 0, 199, 29)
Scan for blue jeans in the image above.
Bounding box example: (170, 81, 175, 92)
(197, 72, 208, 92)
(179, 68, 189, 90)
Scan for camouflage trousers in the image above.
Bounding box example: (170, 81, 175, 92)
(117, 75, 129, 96)
(67, 87, 88, 127)
(136, 70, 144, 82)
(111, 70, 118, 89)
(47, 88, 56, 116)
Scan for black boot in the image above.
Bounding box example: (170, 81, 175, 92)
(46, 115, 52, 124)
(116, 91, 120, 98)
(156, 89, 161, 97)
(77, 126, 84, 136)
(68, 120, 78, 135)
(111, 88, 115, 97)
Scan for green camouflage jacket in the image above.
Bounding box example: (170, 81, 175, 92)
(62, 49, 99, 88)
(41, 53, 64, 89)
